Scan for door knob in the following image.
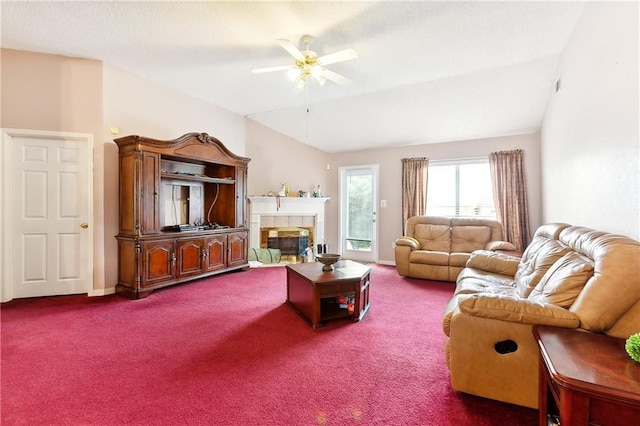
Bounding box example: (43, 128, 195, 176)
(80, 222, 89, 229)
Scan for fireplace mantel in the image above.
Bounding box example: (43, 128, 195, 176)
(248, 196, 330, 251)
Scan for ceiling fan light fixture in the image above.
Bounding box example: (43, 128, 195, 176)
(310, 65, 323, 79)
(294, 75, 307, 90)
(253, 35, 357, 89)
(287, 67, 301, 81)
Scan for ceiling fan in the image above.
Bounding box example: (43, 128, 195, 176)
(252, 35, 358, 89)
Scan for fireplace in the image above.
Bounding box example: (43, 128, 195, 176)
(248, 196, 330, 261)
(264, 227, 311, 255)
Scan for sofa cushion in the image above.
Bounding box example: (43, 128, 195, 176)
(485, 240, 517, 251)
(453, 277, 517, 296)
(466, 250, 520, 276)
(449, 252, 471, 268)
(413, 224, 450, 252)
(564, 229, 640, 334)
(456, 267, 515, 286)
(456, 293, 581, 327)
(514, 238, 571, 297)
(528, 252, 594, 308)
(451, 225, 491, 253)
(409, 250, 449, 266)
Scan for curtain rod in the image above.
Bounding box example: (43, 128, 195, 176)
(429, 156, 487, 164)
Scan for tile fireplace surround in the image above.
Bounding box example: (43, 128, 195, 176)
(248, 196, 330, 253)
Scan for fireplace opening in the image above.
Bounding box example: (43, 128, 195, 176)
(260, 226, 314, 259)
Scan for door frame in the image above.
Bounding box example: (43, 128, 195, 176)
(1, 128, 94, 302)
(338, 164, 379, 263)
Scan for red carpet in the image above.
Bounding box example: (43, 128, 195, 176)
(1, 264, 537, 425)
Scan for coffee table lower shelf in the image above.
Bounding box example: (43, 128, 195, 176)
(286, 260, 371, 329)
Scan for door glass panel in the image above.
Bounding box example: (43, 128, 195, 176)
(346, 169, 373, 252)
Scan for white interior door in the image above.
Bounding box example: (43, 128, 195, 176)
(1, 129, 93, 301)
(339, 165, 378, 263)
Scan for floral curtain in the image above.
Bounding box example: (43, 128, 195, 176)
(401, 157, 428, 234)
(489, 150, 531, 252)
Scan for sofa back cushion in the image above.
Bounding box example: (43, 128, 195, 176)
(515, 237, 571, 297)
(451, 217, 504, 241)
(451, 225, 491, 253)
(560, 227, 640, 335)
(413, 224, 451, 251)
(528, 252, 594, 308)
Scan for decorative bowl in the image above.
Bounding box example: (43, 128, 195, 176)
(316, 253, 341, 271)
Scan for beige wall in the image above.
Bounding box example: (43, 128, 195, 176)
(541, 1, 639, 240)
(327, 134, 542, 263)
(1, 49, 103, 133)
(245, 118, 330, 197)
(103, 64, 246, 155)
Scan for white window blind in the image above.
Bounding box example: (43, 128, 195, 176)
(426, 158, 496, 218)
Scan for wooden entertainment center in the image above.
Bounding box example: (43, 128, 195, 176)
(114, 132, 250, 299)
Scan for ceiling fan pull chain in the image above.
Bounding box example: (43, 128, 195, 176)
(305, 84, 310, 139)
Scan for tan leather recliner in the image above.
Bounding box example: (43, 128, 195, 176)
(443, 223, 640, 408)
(395, 216, 515, 281)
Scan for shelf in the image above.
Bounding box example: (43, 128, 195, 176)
(320, 296, 355, 321)
(161, 172, 235, 184)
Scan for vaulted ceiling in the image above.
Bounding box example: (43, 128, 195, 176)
(1, 1, 586, 152)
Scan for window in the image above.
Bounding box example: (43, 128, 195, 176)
(426, 159, 496, 218)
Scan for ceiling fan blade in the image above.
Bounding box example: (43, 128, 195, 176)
(321, 68, 352, 86)
(277, 38, 305, 61)
(251, 65, 293, 74)
(317, 48, 359, 66)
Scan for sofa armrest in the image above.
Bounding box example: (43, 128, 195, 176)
(394, 236, 420, 250)
(394, 236, 420, 277)
(446, 312, 543, 408)
(457, 293, 580, 328)
(465, 250, 520, 276)
(485, 240, 517, 251)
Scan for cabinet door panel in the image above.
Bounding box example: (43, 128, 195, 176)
(141, 152, 160, 235)
(205, 236, 226, 272)
(228, 231, 248, 267)
(177, 239, 204, 277)
(142, 240, 175, 286)
(119, 154, 136, 234)
(235, 167, 247, 228)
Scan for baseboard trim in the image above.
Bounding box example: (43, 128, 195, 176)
(89, 287, 116, 297)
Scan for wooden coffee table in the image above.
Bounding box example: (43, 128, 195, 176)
(533, 325, 640, 426)
(286, 259, 371, 328)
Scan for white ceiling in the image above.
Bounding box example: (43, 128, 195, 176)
(1, 1, 586, 153)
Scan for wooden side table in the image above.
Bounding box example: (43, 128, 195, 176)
(532, 325, 640, 426)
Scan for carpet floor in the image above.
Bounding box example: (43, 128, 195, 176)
(1, 264, 537, 425)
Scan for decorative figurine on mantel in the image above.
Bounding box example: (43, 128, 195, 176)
(313, 185, 322, 197)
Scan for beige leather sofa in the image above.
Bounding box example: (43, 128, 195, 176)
(395, 216, 515, 281)
(443, 223, 640, 408)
